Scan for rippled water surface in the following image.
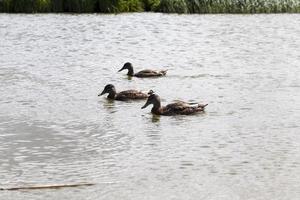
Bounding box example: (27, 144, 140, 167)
(0, 13, 300, 200)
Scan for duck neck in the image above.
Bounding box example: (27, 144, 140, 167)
(127, 66, 134, 76)
(151, 101, 161, 114)
(107, 89, 117, 99)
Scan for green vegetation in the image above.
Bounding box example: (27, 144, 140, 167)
(0, 0, 300, 13)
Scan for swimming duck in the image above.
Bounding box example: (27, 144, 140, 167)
(141, 90, 208, 115)
(99, 84, 148, 101)
(118, 62, 167, 78)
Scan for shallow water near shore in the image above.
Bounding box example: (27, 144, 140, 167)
(0, 13, 300, 200)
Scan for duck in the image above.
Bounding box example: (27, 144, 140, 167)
(118, 62, 167, 78)
(141, 90, 208, 115)
(98, 84, 148, 101)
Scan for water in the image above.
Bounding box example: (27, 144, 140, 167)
(0, 13, 300, 200)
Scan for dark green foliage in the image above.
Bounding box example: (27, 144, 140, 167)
(0, 0, 300, 13)
(5, 0, 51, 13)
(0, 0, 10, 12)
(117, 0, 144, 12)
(8, 0, 35, 13)
(95, 0, 118, 12)
(37, 0, 51, 12)
(62, 0, 95, 12)
(159, 0, 188, 13)
(142, 0, 160, 11)
(50, 0, 64, 12)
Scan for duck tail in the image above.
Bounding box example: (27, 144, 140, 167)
(198, 103, 208, 108)
(160, 70, 168, 76)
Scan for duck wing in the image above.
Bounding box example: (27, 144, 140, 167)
(135, 69, 167, 77)
(162, 102, 207, 115)
(115, 90, 148, 101)
(173, 100, 208, 108)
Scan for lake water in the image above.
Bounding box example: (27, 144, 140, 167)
(0, 13, 300, 200)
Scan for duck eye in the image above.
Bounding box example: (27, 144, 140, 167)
(148, 90, 154, 95)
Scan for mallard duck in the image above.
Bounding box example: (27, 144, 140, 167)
(118, 62, 167, 78)
(99, 84, 148, 101)
(141, 90, 208, 115)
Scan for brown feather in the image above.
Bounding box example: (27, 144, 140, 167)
(143, 93, 207, 116)
(115, 90, 148, 101)
(134, 69, 167, 77)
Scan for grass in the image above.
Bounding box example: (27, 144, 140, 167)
(0, 0, 300, 13)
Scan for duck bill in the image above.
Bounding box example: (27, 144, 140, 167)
(98, 89, 106, 96)
(118, 67, 124, 72)
(141, 101, 150, 109)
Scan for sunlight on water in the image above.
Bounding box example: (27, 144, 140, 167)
(0, 13, 300, 200)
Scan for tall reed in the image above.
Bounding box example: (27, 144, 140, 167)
(143, 0, 160, 11)
(182, 0, 300, 13)
(159, 0, 188, 13)
(118, 0, 143, 12)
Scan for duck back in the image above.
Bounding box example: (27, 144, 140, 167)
(115, 90, 148, 101)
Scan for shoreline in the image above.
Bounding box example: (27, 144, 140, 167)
(1, 0, 300, 14)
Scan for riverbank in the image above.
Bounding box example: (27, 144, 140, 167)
(1, 0, 300, 14)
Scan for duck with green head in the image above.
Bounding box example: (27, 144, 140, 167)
(118, 62, 167, 78)
(99, 84, 148, 101)
(141, 90, 208, 115)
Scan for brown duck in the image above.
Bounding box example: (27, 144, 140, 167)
(99, 84, 148, 101)
(118, 62, 167, 78)
(141, 91, 208, 115)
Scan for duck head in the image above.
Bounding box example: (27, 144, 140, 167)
(99, 84, 116, 96)
(141, 90, 161, 109)
(118, 62, 134, 76)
